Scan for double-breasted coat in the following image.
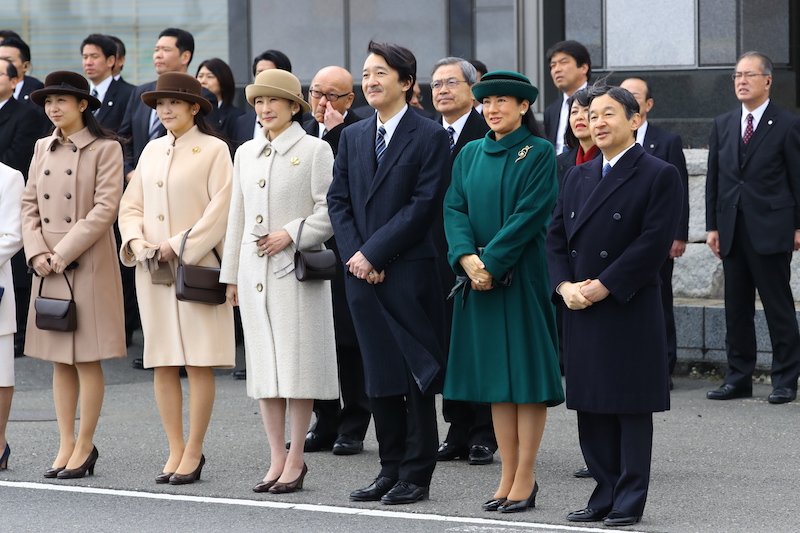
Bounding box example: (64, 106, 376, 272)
(118, 125, 235, 368)
(546, 144, 682, 414)
(443, 126, 565, 406)
(21, 128, 126, 364)
(220, 122, 338, 400)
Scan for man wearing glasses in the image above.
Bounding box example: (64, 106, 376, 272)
(304, 66, 359, 156)
(706, 51, 800, 404)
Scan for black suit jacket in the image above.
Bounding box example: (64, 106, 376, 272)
(0, 96, 40, 179)
(94, 78, 135, 131)
(210, 104, 245, 142)
(302, 110, 362, 157)
(643, 124, 689, 241)
(230, 110, 258, 153)
(543, 98, 562, 147)
(706, 102, 800, 256)
(16, 75, 50, 136)
(446, 108, 490, 162)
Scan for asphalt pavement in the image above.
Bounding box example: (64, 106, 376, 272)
(1, 334, 797, 533)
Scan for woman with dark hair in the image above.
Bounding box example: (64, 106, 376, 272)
(119, 72, 234, 485)
(443, 71, 564, 513)
(196, 57, 244, 140)
(22, 71, 127, 479)
(556, 88, 599, 188)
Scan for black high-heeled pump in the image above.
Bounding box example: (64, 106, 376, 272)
(498, 481, 539, 513)
(155, 471, 174, 484)
(0, 443, 9, 470)
(57, 446, 99, 479)
(169, 455, 205, 485)
(268, 463, 308, 494)
(482, 497, 507, 511)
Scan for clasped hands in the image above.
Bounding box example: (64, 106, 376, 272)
(459, 254, 493, 291)
(31, 252, 68, 276)
(346, 251, 385, 284)
(559, 279, 610, 310)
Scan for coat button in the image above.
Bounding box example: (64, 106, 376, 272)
(157, 181, 164, 187)
(613, 212, 621, 220)
(256, 215, 263, 223)
(65, 193, 72, 199)
(257, 249, 265, 257)
(44, 169, 50, 175)
(264, 147, 272, 157)
(167, 149, 171, 155)
(571, 250, 577, 257)
(65, 217, 72, 223)
(158, 215, 164, 221)
(43, 193, 50, 199)
(49, 145, 56, 151)
(166, 283, 172, 287)
(44, 218, 50, 223)
(256, 283, 263, 291)
(258, 179, 265, 188)
(71, 146, 77, 152)
(600, 250, 608, 258)
(66, 169, 72, 175)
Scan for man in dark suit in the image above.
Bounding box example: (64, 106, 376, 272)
(81, 34, 134, 131)
(547, 84, 681, 526)
(107, 35, 131, 86)
(328, 41, 450, 505)
(543, 41, 591, 153)
(0, 57, 39, 358)
(299, 65, 370, 456)
(0, 36, 48, 135)
(428, 56, 496, 467)
(706, 52, 800, 405)
(621, 77, 689, 380)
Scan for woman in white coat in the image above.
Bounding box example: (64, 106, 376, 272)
(221, 69, 338, 494)
(0, 162, 24, 470)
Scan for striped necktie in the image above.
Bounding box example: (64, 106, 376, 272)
(602, 162, 611, 178)
(149, 109, 162, 141)
(447, 126, 456, 151)
(375, 125, 387, 164)
(91, 88, 99, 115)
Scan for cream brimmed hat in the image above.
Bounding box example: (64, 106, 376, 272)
(245, 69, 310, 114)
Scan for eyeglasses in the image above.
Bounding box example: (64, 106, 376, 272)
(308, 90, 352, 102)
(430, 78, 468, 90)
(731, 72, 770, 80)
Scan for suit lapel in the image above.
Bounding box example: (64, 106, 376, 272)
(367, 110, 415, 200)
(741, 103, 777, 169)
(354, 116, 378, 192)
(642, 125, 658, 154)
(0, 97, 14, 126)
(95, 80, 115, 121)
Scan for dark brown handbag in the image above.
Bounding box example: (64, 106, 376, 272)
(175, 229, 227, 305)
(35, 273, 77, 332)
(294, 220, 336, 281)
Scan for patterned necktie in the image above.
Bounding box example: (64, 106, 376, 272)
(148, 110, 162, 141)
(91, 88, 99, 115)
(375, 125, 387, 164)
(743, 113, 754, 145)
(602, 162, 611, 178)
(447, 126, 456, 152)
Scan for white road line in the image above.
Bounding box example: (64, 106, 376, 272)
(0, 480, 646, 532)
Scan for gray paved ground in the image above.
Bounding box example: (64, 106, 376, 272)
(1, 334, 798, 532)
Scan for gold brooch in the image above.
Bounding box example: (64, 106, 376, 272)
(192, 147, 201, 154)
(264, 147, 272, 157)
(89, 147, 96, 151)
(515, 145, 533, 163)
(290, 157, 300, 165)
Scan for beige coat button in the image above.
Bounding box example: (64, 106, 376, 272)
(256, 283, 263, 292)
(256, 215, 263, 223)
(157, 181, 164, 187)
(158, 214, 165, 221)
(258, 179, 265, 188)
(166, 283, 172, 287)
(257, 250, 265, 257)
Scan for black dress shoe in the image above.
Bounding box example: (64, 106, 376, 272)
(481, 497, 506, 511)
(768, 387, 797, 404)
(132, 358, 146, 370)
(436, 442, 468, 461)
(380, 480, 429, 505)
(232, 369, 246, 380)
(572, 465, 592, 478)
(303, 431, 335, 452)
(332, 435, 363, 456)
(468, 445, 494, 465)
(603, 510, 642, 526)
(706, 383, 752, 400)
(566, 508, 607, 522)
(498, 481, 538, 513)
(350, 476, 396, 501)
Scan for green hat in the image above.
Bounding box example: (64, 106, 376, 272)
(472, 70, 539, 105)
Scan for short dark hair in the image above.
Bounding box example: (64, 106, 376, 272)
(469, 59, 488, 78)
(367, 40, 416, 103)
(738, 51, 773, 76)
(158, 28, 195, 65)
(106, 35, 126, 58)
(81, 34, 117, 61)
(252, 50, 292, 77)
(546, 40, 592, 80)
(587, 82, 640, 120)
(0, 36, 31, 64)
(197, 58, 236, 108)
(0, 58, 18, 79)
(564, 88, 590, 149)
(0, 30, 21, 41)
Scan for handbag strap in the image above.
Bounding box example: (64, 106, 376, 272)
(38, 272, 74, 299)
(296, 220, 306, 251)
(178, 228, 222, 267)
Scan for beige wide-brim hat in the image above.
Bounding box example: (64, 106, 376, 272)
(245, 69, 311, 114)
(141, 72, 213, 116)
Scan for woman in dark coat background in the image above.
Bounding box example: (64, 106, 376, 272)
(197, 58, 244, 142)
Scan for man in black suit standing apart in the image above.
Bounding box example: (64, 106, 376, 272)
(544, 41, 591, 154)
(299, 65, 370, 456)
(547, 84, 681, 526)
(328, 41, 450, 505)
(428, 56, 496, 467)
(0, 36, 48, 135)
(706, 52, 800, 404)
(621, 77, 689, 381)
(81, 34, 134, 131)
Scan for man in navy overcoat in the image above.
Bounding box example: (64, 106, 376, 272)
(546, 84, 682, 527)
(328, 41, 450, 505)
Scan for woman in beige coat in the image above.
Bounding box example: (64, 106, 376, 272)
(21, 72, 126, 479)
(220, 69, 338, 494)
(118, 73, 234, 485)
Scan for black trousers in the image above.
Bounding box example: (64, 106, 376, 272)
(658, 257, 677, 375)
(441, 399, 496, 450)
(311, 344, 371, 441)
(722, 216, 800, 390)
(578, 411, 653, 517)
(11, 250, 29, 353)
(369, 370, 438, 487)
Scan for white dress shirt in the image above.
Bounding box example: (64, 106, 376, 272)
(89, 75, 113, 105)
(376, 104, 409, 148)
(741, 99, 770, 137)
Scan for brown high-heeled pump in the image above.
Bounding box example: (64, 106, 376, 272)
(155, 471, 174, 484)
(268, 463, 308, 494)
(253, 478, 279, 493)
(169, 455, 205, 485)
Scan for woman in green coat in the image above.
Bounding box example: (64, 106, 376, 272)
(443, 71, 564, 514)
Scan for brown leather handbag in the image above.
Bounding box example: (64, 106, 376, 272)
(35, 273, 77, 332)
(294, 220, 336, 281)
(175, 229, 226, 305)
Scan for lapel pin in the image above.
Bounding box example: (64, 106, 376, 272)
(290, 157, 300, 165)
(192, 146, 201, 154)
(649, 143, 655, 149)
(515, 145, 533, 163)
(89, 146, 96, 151)
(108, 101, 113, 106)
(768, 120, 773, 125)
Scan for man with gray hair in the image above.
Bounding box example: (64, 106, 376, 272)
(429, 56, 496, 466)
